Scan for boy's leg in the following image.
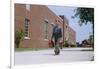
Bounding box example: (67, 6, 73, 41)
(58, 38, 62, 49)
(54, 39, 60, 55)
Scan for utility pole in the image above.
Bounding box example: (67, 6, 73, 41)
(63, 15, 65, 46)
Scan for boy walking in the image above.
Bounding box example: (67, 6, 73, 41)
(51, 21, 62, 55)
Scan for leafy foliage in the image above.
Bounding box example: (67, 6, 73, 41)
(73, 7, 94, 50)
(73, 7, 94, 26)
(15, 30, 24, 48)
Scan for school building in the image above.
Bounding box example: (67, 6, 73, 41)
(15, 4, 76, 48)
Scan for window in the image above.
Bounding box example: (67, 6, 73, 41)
(51, 22, 54, 33)
(26, 4, 30, 11)
(24, 18, 30, 38)
(51, 22, 54, 27)
(44, 20, 48, 39)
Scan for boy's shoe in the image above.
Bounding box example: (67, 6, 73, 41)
(54, 49, 60, 55)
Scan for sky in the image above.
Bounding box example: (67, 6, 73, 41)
(48, 5, 92, 43)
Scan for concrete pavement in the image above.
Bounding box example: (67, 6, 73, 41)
(15, 48, 94, 65)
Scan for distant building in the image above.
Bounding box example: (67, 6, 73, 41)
(15, 4, 76, 48)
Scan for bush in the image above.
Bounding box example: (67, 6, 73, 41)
(63, 41, 69, 47)
(70, 44, 76, 47)
(63, 41, 76, 47)
(15, 30, 24, 48)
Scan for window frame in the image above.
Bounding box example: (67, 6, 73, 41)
(24, 18, 30, 39)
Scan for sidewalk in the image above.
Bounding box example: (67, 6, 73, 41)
(61, 47, 93, 51)
(15, 47, 94, 65)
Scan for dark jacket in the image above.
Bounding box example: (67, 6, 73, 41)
(52, 26, 62, 40)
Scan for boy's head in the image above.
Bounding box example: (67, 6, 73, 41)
(55, 19, 59, 27)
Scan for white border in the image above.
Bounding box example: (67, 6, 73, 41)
(0, 0, 99, 69)
(12, 0, 96, 69)
(14, 0, 95, 8)
(11, 0, 14, 68)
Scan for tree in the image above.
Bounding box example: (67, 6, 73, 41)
(73, 7, 94, 50)
(72, 8, 94, 26)
(89, 34, 94, 47)
(15, 30, 24, 48)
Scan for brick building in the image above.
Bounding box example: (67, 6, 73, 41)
(15, 4, 76, 48)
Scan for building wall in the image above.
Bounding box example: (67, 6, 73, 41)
(15, 4, 76, 48)
(15, 4, 63, 48)
(67, 26, 76, 45)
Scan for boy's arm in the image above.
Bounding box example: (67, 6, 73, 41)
(60, 28, 62, 37)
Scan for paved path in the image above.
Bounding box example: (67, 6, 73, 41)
(15, 48, 94, 65)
